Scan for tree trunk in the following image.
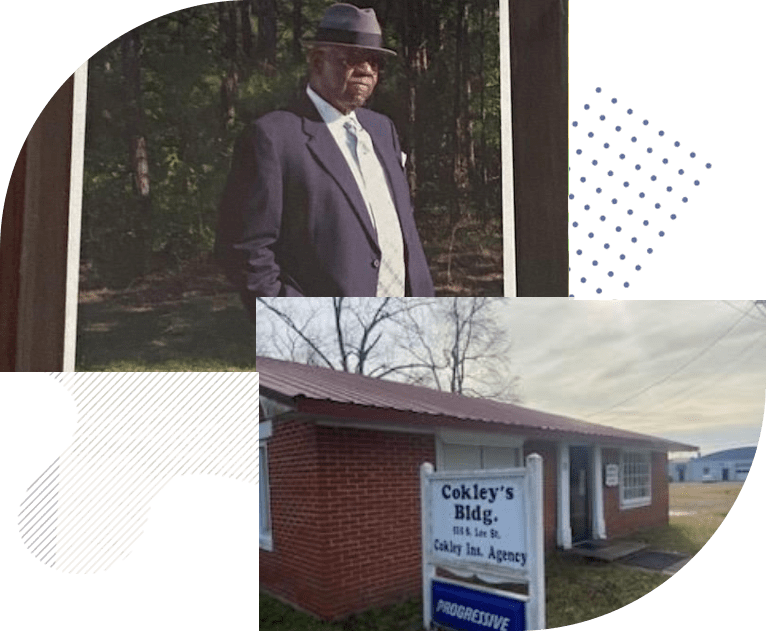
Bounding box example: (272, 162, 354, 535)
(292, 0, 303, 62)
(452, 0, 470, 222)
(121, 27, 151, 283)
(257, 0, 277, 65)
(219, 4, 240, 130)
(478, 0, 488, 219)
(463, 1, 475, 175)
(400, 0, 427, 204)
(240, 0, 254, 60)
(222, 1, 238, 61)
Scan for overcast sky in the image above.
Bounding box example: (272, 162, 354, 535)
(491, 300, 764, 457)
(258, 299, 764, 458)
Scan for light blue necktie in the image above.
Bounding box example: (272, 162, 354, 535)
(344, 119, 405, 296)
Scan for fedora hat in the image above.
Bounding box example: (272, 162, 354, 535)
(305, 3, 397, 56)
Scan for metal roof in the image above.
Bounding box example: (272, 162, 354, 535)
(257, 356, 698, 452)
(695, 446, 757, 462)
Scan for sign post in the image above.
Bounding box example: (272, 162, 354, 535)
(421, 454, 545, 631)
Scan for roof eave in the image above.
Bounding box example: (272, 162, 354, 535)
(293, 396, 699, 453)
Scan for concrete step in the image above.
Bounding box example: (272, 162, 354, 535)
(567, 539, 649, 562)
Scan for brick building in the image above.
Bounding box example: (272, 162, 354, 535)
(257, 356, 697, 621)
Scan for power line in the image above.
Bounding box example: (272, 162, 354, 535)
(585, 305, 756, 419)
(637, 327, 766, 414)
(721, 300, 766, 322)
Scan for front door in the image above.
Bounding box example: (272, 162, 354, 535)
(570, 446, 591, 543)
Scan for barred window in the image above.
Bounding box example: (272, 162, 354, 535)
(620, 451, 651, 508)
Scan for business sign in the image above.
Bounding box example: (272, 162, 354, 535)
(432, 579, 526, 631)
(429, 475, 527, 570)
(604, 464, 619, 487)
(420, 455, 545, 631)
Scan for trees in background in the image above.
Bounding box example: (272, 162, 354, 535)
(81, 0, 501, 288)
(256, 297, 519, 401)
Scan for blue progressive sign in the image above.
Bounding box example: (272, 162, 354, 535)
(431, 580, 525, 631)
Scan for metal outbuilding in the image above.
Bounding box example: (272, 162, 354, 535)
(670, 446, 756, 482)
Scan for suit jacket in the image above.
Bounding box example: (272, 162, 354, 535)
(216, 92, 435, 307)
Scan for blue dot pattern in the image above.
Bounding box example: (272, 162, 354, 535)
(569, 88, 713, 296)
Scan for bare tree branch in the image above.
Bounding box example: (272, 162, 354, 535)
(256, 297, 520, 402)
(333, 297, 349, 372)
(256, 297, 336, 369)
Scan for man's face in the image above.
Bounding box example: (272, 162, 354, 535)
(310, 45, 381, 114)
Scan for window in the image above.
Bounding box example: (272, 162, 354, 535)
(259, 420, 273, 551)
(440, 445, 522, 470)
(620, 451, 651, 508)
(438, 432, 523, 471)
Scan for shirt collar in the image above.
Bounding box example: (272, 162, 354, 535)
(306, 84, 360, 128)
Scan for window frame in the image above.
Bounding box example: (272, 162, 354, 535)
(259, 420, 273, 551)
(619, 450, 652, 509)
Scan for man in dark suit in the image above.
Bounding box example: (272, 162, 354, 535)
(217, 3, 435, 308)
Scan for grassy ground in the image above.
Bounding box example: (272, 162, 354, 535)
(260, 482, 744, 630)
(76, 260, 258, 371)
(629, 481, 743, 555)
(419, 213, 504, 297)
(259, 594, 423, 631)
(75, 218, 503, 370)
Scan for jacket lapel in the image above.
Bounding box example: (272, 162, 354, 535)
(296, 97, 380, 250)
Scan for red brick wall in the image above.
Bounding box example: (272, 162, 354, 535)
(524, 441, 559, 551)
(259, 420, 436, 620)
(259, 420, 328, 616)
(602, 449, 669, 538)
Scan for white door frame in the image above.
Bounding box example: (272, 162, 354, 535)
(558, 442, 607, 548)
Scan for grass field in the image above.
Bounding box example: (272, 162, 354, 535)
(259, 482, 744, 630)
(630, 481, 743, 556)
